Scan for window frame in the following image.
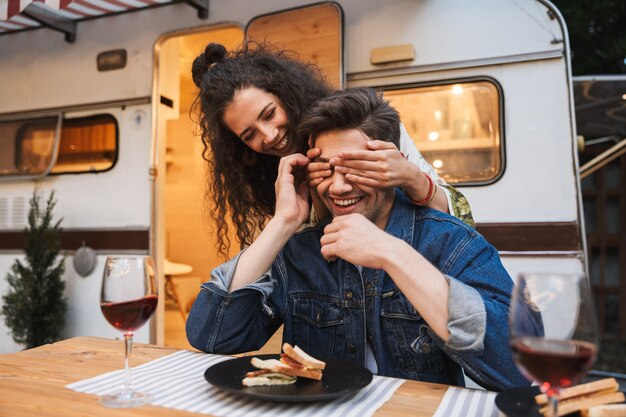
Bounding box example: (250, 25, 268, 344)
(0, 112, 119, 180)
(50, 113, 119, 176)
(379, 76, 506, 187)
(0, 113, 62, 180)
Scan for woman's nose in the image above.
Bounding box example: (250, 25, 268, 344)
(259, 124, 278, 144)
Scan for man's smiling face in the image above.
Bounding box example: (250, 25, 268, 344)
(314, 129, 394, 229)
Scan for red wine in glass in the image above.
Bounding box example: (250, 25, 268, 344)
(511, 337, 597, 390)
(101, 295, 158, 332)
(100, 256, 158, 408)
(509, 273, 598, 417)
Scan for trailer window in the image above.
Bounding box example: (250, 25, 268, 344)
(0, 114, 117, 178)
(0, 116, 60, 177)
(384, 80, 503, 184)
(51, 114, 118, 174)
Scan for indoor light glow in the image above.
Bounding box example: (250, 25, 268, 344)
(428, 131, 440, 141)
(433, 159, 443, 169)
(452, 85, 463, 95)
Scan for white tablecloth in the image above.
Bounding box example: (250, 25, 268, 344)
(67, 350, 405, 417)
(431, 386, 501, 417)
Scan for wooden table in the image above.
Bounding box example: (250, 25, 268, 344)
(0, 337, 448, 417)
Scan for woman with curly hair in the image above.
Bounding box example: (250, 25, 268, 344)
(191, 42, 474, 257)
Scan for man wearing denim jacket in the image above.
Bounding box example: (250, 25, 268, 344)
(186, 88, 530, 391)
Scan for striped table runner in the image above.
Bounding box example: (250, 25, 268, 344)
(67, 350, 405, 417)
(431, 387, 500, 417)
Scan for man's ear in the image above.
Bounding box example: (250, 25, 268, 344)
(307, 134, 316, 149)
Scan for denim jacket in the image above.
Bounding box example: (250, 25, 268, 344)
(186, 190, 530, 391)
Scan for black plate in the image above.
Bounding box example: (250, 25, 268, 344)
(495, 386, 581, 417)
(204, 354, 373, 402)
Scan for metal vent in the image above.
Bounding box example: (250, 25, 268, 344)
(12, 196, 28, 229)
(0, 196, 29, 229)
(0, 197, 9, 229)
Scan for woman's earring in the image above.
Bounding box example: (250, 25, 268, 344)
(242, 148, 257, 166)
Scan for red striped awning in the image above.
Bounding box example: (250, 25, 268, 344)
(0, 0, 176, 34)
(56, 0, 170, 19)
(2, 0, 42, 20)
(0, 0, 56, 32)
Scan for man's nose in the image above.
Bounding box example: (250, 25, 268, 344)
(328, 169, 353, 194)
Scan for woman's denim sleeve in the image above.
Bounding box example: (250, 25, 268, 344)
(185, 251, 286, 354)
(427, 235, 531, 391)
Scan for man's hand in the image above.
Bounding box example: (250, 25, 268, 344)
(274, 154, 311, 228)
(320, 213, 394, 268)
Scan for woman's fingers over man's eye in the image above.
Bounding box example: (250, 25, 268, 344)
(366, 140, 398, 150)
(308, 169, 332, 180)
(344, 174, 385, 187)
(306, 147, 321, 159)
(335, 166, 386, 180)
(334, 160, 382, 172)
(336, 150, 384, 161)
(308, 161, 330, 171)
(309, 177, 324, 187)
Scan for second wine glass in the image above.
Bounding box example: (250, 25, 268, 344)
(100, 256, 158, 408)
(509, 273, 598, 417)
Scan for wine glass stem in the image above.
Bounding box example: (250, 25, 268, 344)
(123, 332, 133, 394)
(546, 394, 558, 417)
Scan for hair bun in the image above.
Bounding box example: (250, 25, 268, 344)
(191, 43, 227, 87)
(203, 43, 227, 65)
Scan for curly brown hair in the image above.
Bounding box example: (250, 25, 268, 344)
(191, 42, 332, 257)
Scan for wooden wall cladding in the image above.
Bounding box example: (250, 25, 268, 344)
(246, 3, 343, 89)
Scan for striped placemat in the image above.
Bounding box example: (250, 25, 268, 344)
(66, 350, 405, 417)
(431, 386, 500, 417)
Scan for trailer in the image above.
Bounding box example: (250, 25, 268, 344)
(0, 0, 586, 353)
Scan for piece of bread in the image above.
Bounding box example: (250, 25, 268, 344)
(245, 369, 272, 378)
(275, 363, 323, 380)
(282, 343, 326, 370)
(584, 404, 626, 417)
(242, 372, 297, 387)
(536, 379, 619, 405)
(250, 356, 323, 381)
(250, 357, 283, 370)
(540, 391, 625, 416)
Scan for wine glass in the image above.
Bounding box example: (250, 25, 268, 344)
(100, 256, 158, 408)
(509, 273, 599, 417)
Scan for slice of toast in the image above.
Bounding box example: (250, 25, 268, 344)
(242, 372, 297, 387)
(250, 356, 323, 381)
(282, 343, 326, 370)
(540, 391, 625, 416)
(584, 404, 626, 417)
(536, 379, 619, 405)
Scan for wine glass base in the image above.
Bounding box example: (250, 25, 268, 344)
(99, 390, 152, 408)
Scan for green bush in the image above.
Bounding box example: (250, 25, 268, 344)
(1, 190, 67, 349)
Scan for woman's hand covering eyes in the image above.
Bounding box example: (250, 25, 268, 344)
(306, 147, 332, 187)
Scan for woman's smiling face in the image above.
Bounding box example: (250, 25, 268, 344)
(223, 86, 295, 157)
